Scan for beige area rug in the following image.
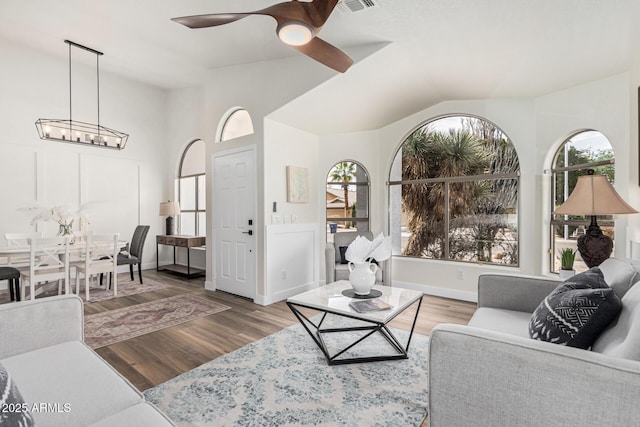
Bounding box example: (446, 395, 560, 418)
(84, 294, 231, 348)
(76, 274, 171, 302)
(19, 274, 171, 303)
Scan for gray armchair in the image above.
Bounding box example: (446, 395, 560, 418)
(325, 231, 391, 286)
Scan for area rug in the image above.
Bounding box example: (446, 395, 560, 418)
(144, 319, 430, 426)
(84, 294, 230, 348)
(76, 274, 171, 302)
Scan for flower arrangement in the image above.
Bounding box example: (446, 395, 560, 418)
(345, 233, 392, 264)
(18, 205, 90, 236)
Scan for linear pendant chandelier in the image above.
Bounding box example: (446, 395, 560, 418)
(35, 40, 128, 150)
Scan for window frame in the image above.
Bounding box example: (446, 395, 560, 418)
(218, 107, 254, 142)
(387, 114, 520, 266)
(548, 130, 615, 273)
(325, 160, 370, 241)
(178, 139, 206, 236)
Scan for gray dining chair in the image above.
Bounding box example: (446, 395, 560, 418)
(102, 225, 150, 287)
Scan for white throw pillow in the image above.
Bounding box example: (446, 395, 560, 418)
(598, 258, 640, 299)
(592, 280, 640, 361)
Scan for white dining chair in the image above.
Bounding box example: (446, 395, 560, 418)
(74, 233, 119, 301)
(20, 236, 70, 300)
(69, 230, 94, 274)
(4, 232, 43, 268)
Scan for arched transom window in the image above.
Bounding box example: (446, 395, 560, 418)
(219, 108, 254, 142)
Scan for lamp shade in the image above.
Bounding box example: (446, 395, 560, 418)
(159, 201, 181, 216)
(554, 174, 637, 215)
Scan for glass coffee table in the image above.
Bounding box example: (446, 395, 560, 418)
(286, 280, 423, 365)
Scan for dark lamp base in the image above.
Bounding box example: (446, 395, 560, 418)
(577, 233, 613, 268)
(165, 216, 175, 236)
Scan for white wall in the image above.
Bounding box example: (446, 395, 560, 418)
(0, 37, 170, 270)
(262, 223, 319, 305)
(163, 87, 207, 270)
(264, 119, 319, 225)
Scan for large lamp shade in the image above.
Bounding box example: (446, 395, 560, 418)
(554, 174, 636, 216)
(554, 171, 637, 267)
(159, 201, 181, 235)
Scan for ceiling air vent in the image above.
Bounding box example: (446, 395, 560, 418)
(338, 0, 379, 14)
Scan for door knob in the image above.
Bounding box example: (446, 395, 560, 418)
(242, 230, 253, 236)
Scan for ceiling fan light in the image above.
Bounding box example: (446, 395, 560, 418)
(277, 21, 314, 46)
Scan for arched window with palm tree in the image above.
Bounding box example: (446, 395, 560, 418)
(389, 115, 520, 265)
(326, 161, 369, 242)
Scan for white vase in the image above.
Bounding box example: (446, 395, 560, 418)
(559, 269, 575, 280)
(348, 261, 378, 295)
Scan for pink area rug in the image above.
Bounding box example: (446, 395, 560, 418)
(84, 294, 230, 348)
(76, 274, 171, 302)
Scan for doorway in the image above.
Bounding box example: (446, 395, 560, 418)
(212, 146, 257, 299)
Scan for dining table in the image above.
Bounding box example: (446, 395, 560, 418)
(0, 238, 129, 301)
(0, 239, 129, 259)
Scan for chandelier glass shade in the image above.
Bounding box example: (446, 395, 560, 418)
(35, 119, 128, 149)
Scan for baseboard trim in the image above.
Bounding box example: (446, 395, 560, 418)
(257, 282, 319, 306)
(392, 280, 477, 303)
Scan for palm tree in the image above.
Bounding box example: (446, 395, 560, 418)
(401, 128, 489, 257)
(461, 118, 520, 263)
(329, 162, 356, 220)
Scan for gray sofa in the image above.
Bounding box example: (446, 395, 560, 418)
(429, 257, 640, 426)
(0, 294, 174, 426)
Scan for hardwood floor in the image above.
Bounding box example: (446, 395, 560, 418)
(82, 270, 476, 391)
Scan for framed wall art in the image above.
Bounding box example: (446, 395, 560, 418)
(286, 166, 309, 203)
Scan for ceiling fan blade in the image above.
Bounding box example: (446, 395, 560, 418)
(172, 2, 308, 29)
(171, 13, 252, 29)
(294, 37, 353, 73)
(307, 0, 340, 28)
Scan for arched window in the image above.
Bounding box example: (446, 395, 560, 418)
(179, 139, 206, 236)
(326, 161, 369, 242)
(550, 130, 614, 273)
(389, 115, 520, 265)
(219, 108, 254, 142)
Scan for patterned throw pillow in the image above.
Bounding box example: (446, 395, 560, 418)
(0, 363, 34, 426)
(529, 268, 622, 349)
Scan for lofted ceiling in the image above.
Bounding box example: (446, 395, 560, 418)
(0, 0, 638, 134)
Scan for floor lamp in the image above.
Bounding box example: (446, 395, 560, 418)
(554, 170, 637, 268)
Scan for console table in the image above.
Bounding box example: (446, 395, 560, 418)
(156, 235, 205, 278)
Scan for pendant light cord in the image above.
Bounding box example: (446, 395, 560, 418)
(68, 42, 72, 135)
(64, 40, 104, 139)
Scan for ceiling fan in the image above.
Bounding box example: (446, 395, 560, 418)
(171, 0, 353, 73)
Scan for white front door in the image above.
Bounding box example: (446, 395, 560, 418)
(212, 147, 256, 299)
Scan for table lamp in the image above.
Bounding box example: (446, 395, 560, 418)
(159, 201, 181, 236)
(554, 169, 637, 267)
